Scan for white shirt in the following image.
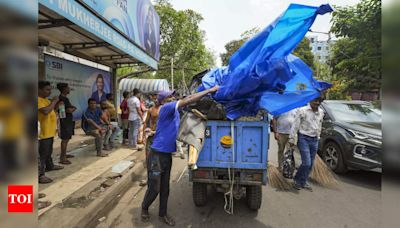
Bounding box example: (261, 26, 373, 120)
(275, 109, 298, 134)
(289, 104, 324, 142)
(128, 96, 140, 121)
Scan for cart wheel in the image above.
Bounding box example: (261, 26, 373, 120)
(192, 182, 207, 207)
(246, 185, 262, 210)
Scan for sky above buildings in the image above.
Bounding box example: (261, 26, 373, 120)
(168, 0, 360, 66)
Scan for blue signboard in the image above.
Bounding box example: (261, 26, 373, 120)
(79, 0, 160, 60)
(39, 0, 158, 69)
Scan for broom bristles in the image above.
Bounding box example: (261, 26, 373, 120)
(267, 163, 292, 191)
(310, 155, 339, 188)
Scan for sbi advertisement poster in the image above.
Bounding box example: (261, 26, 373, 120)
(80, 0, 160, 60)
(44, 55, 112, 121)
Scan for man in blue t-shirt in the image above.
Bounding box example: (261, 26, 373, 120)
(82, 98, 112, 157)
(141, 86, 219, 226)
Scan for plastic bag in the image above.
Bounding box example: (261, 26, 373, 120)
(282, 146, 296, 179)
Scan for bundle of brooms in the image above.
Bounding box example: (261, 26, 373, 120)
(267, 162, 292, 191)
(310, 155, 339, 188)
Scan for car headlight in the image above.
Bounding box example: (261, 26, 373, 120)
(347, 129, 382, 145)
(347, 129, 369, 140)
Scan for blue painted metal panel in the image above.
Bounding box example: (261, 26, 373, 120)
(196, 120, 269, 170)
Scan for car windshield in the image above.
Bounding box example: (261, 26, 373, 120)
(326, 102, 381, 123)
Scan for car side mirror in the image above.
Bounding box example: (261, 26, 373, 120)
(323, 115, 331, 121)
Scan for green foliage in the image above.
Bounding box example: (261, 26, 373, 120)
(314, 62, 332, 82)
(220, 28, 259, 66)
(314, 62, 350, 100)
(293, 38, 315, 71)
(330, 0, 381, 93)
(326, 78, 352, 100)
(118, 0, 215, 89)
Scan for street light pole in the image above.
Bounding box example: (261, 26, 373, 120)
(171, 57, 174, 90)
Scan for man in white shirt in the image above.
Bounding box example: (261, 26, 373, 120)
(128, 88, 144, 150)
(289, 97, 324, 192)
(272, 108, 298, 171)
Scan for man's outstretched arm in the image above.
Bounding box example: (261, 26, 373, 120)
(178, 86, 219, 109)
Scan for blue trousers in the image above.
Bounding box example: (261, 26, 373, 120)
(128, 119, 140, 147)
(294, 133, 319, 187)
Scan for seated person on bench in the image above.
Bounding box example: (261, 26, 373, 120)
(82, 98, 112, 157)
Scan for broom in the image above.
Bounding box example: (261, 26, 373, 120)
(310, 154, 339, 188)
(267, 162, 292, 191)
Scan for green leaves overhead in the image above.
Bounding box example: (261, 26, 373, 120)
(293, 38, 315, 71)
(330, 0, 381, 92)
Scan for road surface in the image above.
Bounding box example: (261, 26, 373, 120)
(94, 135, 381, 228)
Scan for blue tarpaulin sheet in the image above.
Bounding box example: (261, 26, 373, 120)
(200, 4, 333, 119)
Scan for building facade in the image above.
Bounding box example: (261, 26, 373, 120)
(307, 35, 336, 64)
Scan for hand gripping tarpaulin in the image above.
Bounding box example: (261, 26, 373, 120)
(200, 4, 333, 119)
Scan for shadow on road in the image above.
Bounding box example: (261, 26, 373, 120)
(128, 185, 274, 228)
(338, 170, 381, 191)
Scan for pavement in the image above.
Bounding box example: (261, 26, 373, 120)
(38, 129, 149, 227)
(91, 134, 381, 228)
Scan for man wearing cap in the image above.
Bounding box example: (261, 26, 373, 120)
(57, 83, 77, 165)
(141, 86, 219, 226)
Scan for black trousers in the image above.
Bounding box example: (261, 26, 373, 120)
(0, 140, 18, 181)
(123, 129, 129, 140)
(141, 149, 172, 217)
(38, 137, 55, 176)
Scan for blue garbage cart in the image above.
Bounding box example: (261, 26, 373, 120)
(189, 115, 269, 210)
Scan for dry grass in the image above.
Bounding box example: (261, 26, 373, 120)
(267, 162, 293, 191)
(310, 155, 340, 188)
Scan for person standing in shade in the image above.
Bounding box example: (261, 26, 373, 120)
(272, 108, 298, 171)
(38, 81, 64, 184)
(138, 95, 149, 145)
(91, 74, 107, 104)
(57, 83, 77, 165)
(289, 97, 325, 192)
(141, 86, 219, 226)
(128, 88, 144, 150)
(120, 91, 130, 144)
(143, 95, 161, 162)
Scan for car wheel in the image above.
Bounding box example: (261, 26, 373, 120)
(323, 142, 347, 173)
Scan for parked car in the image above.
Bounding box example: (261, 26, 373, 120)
(319, 100, 382, 173)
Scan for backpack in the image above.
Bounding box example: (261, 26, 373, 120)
(282, 146, 296, 179)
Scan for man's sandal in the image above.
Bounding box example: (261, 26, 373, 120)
(38, 201, 52, 210)
(159, 214, 175, 226)
(97, 153, 109, 157)
(141, 210, 150, 222)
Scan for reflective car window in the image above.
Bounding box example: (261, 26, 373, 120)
(326, 103, 381, 123)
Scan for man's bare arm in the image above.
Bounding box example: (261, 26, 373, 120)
(143, 108, 151, 129)
(39, 96, 59, 115)
(87, 119, 102, 130)
(137, 107, 144, 121)
(178, 86, 219, 109)
(66, 106, 77, 113)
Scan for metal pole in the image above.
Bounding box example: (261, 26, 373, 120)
(112, 68, 118, 109)
(171, 57, 174, 90)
